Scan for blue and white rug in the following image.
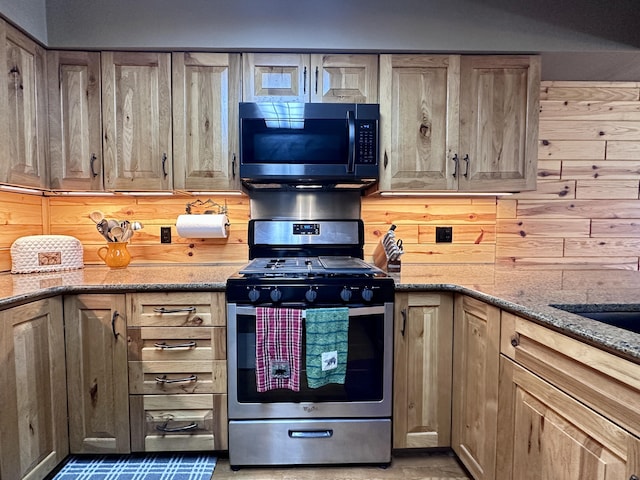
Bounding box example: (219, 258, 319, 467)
(52, 453, 217, 480)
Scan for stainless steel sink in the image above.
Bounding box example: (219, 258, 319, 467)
(550, 304, 640, 334)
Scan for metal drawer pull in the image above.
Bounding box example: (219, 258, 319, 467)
(153, 306, 197, 314)
(156, 421, 198, 433)
(289, 429, 333, 439)
(155, 374, 198, 384)
(154, 341, 197, 349)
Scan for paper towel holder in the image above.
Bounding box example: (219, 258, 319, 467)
(185, 198, 228, 216)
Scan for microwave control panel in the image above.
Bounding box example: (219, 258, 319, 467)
(356, 120, 377, 164)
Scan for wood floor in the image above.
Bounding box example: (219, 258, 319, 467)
(212, 451, 471, 479)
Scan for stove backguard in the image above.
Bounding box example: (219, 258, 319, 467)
(249, 190, 361, 220)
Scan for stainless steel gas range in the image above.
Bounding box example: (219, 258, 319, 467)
(226, 216, 394, 469)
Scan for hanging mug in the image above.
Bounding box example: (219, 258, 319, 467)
(97, 242, 131, 269)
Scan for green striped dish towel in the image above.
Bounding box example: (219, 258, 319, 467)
(305, 307, 349, 388)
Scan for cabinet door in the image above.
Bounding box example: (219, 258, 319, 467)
(0, 298, 68, 480)
(393, 292, 453, 448)
(64, 294, 130, 453)
(0, 20, 48, 188)
(458, 55, 540, 192)
(242, 53, 310, 103)
(102, 51, 172, 190)
(499, 358, 640, 480)
(379, 54, 460, 191)
(173, 52, 241, 190)
(310, 54, 378, 103)
(48, 50, 103, 190)
(451, 294, 501, 480)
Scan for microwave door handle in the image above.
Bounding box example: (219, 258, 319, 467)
(347, 110, 356, 173)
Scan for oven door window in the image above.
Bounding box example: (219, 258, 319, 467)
(235, 311, 384, 403)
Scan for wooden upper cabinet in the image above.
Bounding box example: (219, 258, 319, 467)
(310, 54, 378, 103)
(173, 52, 241, 190)
(378, 54, 540, 192)
(102, 51, 172, 191)
(48, 51, 103, 190)
(458, 56, 540, 192)
(379, 54, 460, 191)
(243, 53, 378, 103)
(0, 20, 48, 188)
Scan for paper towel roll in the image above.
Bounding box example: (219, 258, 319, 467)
(176, 214, 230, 238)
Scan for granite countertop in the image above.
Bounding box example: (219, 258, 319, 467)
(1, 262, 639, 363)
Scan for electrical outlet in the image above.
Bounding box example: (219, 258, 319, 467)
(160, 227, 172, 244)
(435, 226, 453, 243)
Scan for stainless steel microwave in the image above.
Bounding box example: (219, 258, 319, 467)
(239, 102, 379, 187)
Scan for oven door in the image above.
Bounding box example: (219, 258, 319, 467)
(227, 302, 393, 419)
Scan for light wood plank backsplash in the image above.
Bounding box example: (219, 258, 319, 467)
(1, 81, 638, 272)
(498, 81, 640, 270)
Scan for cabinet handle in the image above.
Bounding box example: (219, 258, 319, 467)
(315, 66, 319, 95)
(303, 66, 307, 94)
(400, 308, 407, 337)
(452, 154, 459, 178)
(153, 306, 197, 314)
(111, 311, 120, 340)
(154, 341, 197, 349)
(156, 421, 198, 433)
(629, 476, 639, 480)
(161, 153, 168, 178)
(383, 150, 389, 169)
(232, 153, 236, 178)
(90, 153, 98, 177)
(155, 374, 198, 384)
(510, 334, 520, 348)
(463, 154, 470, 178)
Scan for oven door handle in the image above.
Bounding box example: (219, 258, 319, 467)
(234, 305, 386, 318)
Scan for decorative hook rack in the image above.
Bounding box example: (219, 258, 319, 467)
(185, 198, 228, 215)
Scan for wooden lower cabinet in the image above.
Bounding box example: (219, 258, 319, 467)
(64, 294, 130, 453)
(0, 298, 68, 480)
(498, 358, 640, 479)
(393, 292, 453, 448)
(451, 295, 501, 480)
(498, 311, 640, 480)
(127, 292, 228, 451)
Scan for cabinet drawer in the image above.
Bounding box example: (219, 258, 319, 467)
(129, 394, 227, 451)
(127, 326, 226, 362)
(128, 361, 226, 395)
(128, 292, 225, 327)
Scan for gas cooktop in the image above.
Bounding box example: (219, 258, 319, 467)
(239, 256, 385, 277)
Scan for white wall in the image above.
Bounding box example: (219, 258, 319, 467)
(0, 0, 46, 42)
(44, 0, 639, 52)
(2, 0, 639, 80)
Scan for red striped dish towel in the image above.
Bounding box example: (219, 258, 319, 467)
(255, 307, 303, 392)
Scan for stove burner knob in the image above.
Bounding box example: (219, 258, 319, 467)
(248, 287, 261, 303)
(340, 287, 352, 302)
(270, 287, 282, 303)
(305, 288, 317, 303)
(361, 287, 374, 302)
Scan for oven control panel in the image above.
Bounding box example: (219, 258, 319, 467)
(227, 278, 394, 307)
